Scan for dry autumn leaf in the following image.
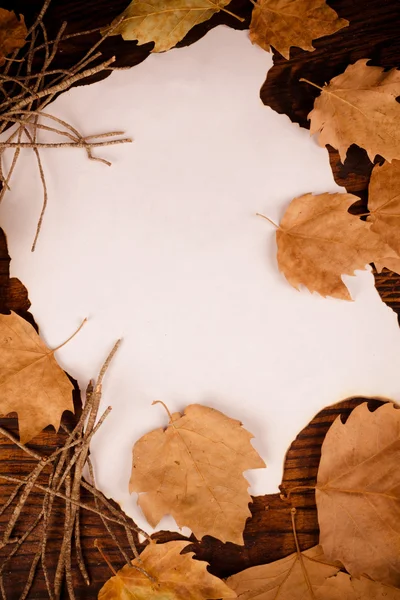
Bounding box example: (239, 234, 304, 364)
(0, 311, 78, 443)
(273, 192, 395, 300)
(306, 60, 400, 163)
(250, 0, 348, 60)
(0, 9, 27, 66)
(224, 544, 340, 599)
(367, 160, 400, 275)
(98, 540, 236, 599)
(374, 255, 400, 275)
(316, 572, 400, 599)
(316, 402, 400, 587)
(129, 402, 265, 544)
(105, 0, 242, 53)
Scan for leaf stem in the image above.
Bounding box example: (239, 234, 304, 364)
(291, 508, 316, 599)
(256, 213, 279, 229)
(152, 400, 174, 423)
(220, 7, 245, 21)
(299, 78, 324, 92)
(281, 485, 316, 500)
(52, 318, 87, 353)
(0, 474, 138, 528)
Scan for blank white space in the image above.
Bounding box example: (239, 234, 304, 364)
(1, 27, 400, 538)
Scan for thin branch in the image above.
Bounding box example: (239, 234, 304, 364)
(0, 474, 138, 529)
(87, 457, 131, 565)
(7, 57, 116, 113)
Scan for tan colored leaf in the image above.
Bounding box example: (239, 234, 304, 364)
(0, 9, 27, 66)
(316, 572, 400, 599)
(316, 402, 400, 587)
(250, 0, 348, 60)
(105, 0, 238, 53)
(307, 60, 400, 162)
(0, 312, 74, 443)
(98, 540, 236, 599)
(375, 256, 400, 275)
(129, 403, 265, 544)
(275, 192, 395, 300)
(367, 161, 400, 265)
(224, 545, 340, 599)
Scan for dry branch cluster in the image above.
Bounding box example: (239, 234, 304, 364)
(0, 0, 131, 251)
(0, 341, 149, 600)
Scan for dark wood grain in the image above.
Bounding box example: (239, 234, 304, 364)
(0, 0, 399, 596)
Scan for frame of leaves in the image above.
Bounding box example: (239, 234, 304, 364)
(1, 0, 400, 598)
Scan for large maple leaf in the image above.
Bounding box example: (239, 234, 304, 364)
(316, 402, 400, 587)
(0, 312, 75, 443)
(307, 60, 400, 162)
(275, 192, 395, 300)
(250, 0, 348, 59)
(129, 403, 265, 544)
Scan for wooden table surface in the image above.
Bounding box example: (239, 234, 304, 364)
(0, 0, 399, 597)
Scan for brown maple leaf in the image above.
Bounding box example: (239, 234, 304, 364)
(99, 540, 236, 599)
(366, 160, 400, 275)
(104, 0, 242, 53)
(316, 572, 400, 599)
(129, 402, 265, 544)
(316, 402, 400, 587)
(0, 312, 78, 443)
(250, 0, 348, 60)
(305, 59, 400, 163)
(273, 192, 395, 300)
(374, 255, 400, 275)
(0, 9, 27, 66)
(224, 545, 340, 599)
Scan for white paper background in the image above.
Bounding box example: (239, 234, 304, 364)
(1, 27, 400, 537)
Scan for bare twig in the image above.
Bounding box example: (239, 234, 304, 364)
(0, 5, 132, 251)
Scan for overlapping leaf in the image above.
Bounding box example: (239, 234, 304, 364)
(0, 9, 27, 65)
(224, 545, 340, 599)
(0, 312, 74, 443)
(99, 541, 236, 599)
(105, 0, 238, 53)
(316, 402, 400, 587)
(307, 60, 400, 162)
(317, 572, 400, 599)
(275, 192, 395, 300)
(129, 403, 265, 544)
(367, 160, 400, 275)
(250, 0, 348, 59)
